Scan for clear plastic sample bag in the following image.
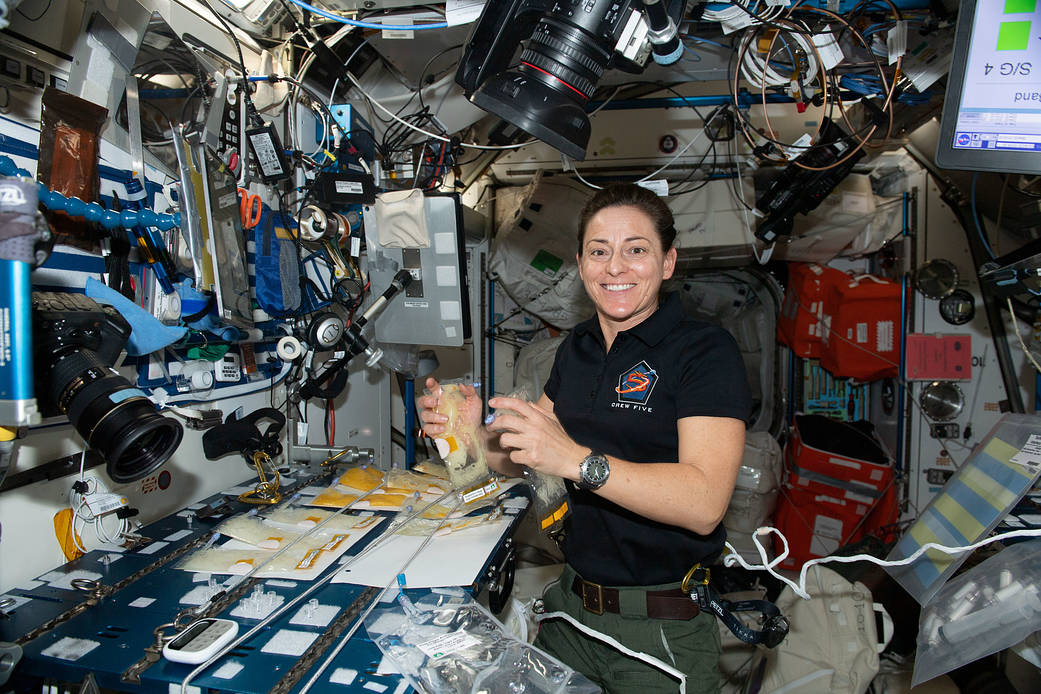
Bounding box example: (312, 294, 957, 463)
(365, 590, 598, 694)
(913, 539, 1041, 686)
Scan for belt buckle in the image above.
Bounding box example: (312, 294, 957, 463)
(580, 579, 604, 615)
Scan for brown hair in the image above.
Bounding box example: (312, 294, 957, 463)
(577, 183, 676, 254)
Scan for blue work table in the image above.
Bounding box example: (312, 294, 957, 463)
(2, 465, 528, 693)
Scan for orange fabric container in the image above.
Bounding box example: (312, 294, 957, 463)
(820, 273, 901, 381)
(777, 263, 847, 359)
(773, 484, 899, 570)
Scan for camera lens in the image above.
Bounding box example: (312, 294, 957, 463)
(469, 0, 633, 160)
(50, 350, 183, 483)
(521, 18, 612, 101)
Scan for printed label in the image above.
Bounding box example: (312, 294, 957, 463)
(249, 130, 285, 177)
(335, 180, 364, 194)
(809, 515, 843, 556)
(1010, 434, 1041, 470)
(416, 629, 482, 659)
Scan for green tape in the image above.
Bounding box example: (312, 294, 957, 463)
(997, 21, 1032, 50)
(1004, 0, 1036, 14)
(530, 249, 563, 275)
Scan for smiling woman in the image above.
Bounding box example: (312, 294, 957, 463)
(420, 182, 752, 694)
(577, 203, 677, 349)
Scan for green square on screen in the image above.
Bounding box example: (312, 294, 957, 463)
(997, 21, 1032, 50)
(1005, 0, 1035, 13)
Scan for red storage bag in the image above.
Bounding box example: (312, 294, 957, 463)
(774, 484, 898, 569)
(777, 263, 847, 359)
(820, 273, 901, 381)
(788, 414, 894, 496)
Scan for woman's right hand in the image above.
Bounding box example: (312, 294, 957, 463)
(417, 377, 482, 438)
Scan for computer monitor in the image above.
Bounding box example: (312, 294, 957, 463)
(936, 0, 1041, 174)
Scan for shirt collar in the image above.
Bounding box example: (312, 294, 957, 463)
(574, 292, 682, 347)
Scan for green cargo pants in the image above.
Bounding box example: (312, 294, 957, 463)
(534, 565, 721, 694)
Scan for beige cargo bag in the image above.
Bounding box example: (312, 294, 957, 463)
(741, 565, 893, 694)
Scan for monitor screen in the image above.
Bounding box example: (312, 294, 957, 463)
(936, 0, 1041, 173)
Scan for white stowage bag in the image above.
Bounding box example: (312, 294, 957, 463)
(752, 565, 890, 694)
(488, 175, 594, 329)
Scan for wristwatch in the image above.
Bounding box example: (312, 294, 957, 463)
(578, 450, 610, 491)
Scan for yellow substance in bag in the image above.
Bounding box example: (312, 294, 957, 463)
(434, 383, 490, 488)
(412, 460, 450, 479)
(384, 469, 448, 495)
(218, 516, 304, 549)
(311, 489, 360, 508)
(338, 466, 385, 491)
(358, 493, 410, 507)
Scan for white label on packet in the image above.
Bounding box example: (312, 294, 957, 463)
(417, 629, 482, 659)
(1010, 434, 1041, 470)
(812, 31, 844, 70)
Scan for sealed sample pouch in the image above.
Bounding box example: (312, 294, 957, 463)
(427, 380, 490, 488)
(913, 539, 1041, 687)
(365, 590, 598, 694)
(495, 387, 570, 536)
(38, 88, 108, 250)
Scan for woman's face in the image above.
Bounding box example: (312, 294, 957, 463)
(577, 205, 676, 333)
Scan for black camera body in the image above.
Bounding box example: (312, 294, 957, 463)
(457, 0, 685, 160)
(456, 0, 642, 160)
(33, 292, 183, 482)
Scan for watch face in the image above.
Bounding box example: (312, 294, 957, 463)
(586, 457, 608, 481)
(582, 454, 610, 488)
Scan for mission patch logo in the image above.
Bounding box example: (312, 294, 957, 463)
(615, 360, 658, 405)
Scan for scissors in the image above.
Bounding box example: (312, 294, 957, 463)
(238, 188, 262, 230)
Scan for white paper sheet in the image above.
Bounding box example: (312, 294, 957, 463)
(332, 519, 511, 588)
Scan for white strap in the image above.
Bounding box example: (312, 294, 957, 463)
(769, 668, 835, 694)
(535, 610, 687, 693)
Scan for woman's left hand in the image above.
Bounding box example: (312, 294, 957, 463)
(486, 396, 585, 479)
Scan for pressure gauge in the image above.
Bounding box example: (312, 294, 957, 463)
(919, 382, 965, 421)
(939, 289, 976, 326)
(915, 259, 960, 299)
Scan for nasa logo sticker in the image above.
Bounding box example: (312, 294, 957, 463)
(0, 184, 27, 206)
(615, 360, 658, 405)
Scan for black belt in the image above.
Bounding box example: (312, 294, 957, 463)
(570, 575, 700, 620)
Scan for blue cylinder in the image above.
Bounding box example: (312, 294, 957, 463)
(0, 258, 38, 425)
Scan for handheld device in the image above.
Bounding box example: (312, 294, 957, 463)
(215, 353, 242, 383)
(162, 618, 239, 664)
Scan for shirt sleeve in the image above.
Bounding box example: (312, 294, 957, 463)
(542, 333, 572, 402)
(675, 325, 752, 423)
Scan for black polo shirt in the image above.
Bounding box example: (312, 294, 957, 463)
(544, 292, 751, 586)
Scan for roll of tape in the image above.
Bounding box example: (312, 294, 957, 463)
(277, 335, 303, 361)
(191, 369, 214, 390)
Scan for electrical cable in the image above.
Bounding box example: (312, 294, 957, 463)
(198, 0, 262, 128)
(1007, 297, 1041, 374)
(971, 172, 998, 260)
(286, 0, 448, 29)
(570, 164, 602, 190)
(343, 71, 534, 151)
